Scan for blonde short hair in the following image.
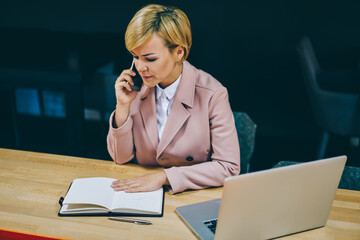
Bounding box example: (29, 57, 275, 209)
(125, 4, 192, 62)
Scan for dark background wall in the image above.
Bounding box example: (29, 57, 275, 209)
(1, 0, 359, 171)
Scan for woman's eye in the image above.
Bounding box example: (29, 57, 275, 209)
(133, 56, 139, 60)
(146, 58, 157, 62)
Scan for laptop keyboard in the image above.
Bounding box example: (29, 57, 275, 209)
(204, 219, 218, 233)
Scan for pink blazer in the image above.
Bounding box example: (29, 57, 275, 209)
(107, 61, 240, 193)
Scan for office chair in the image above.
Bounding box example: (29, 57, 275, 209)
(233, 112, 257, 174)
(339, 165, 360, 191)
(273, 161, 360, 191)
(297, 37, 360, 159)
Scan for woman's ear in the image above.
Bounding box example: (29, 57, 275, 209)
(175, 45, 185, 62)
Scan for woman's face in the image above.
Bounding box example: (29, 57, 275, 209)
(131, 34, 184, 88)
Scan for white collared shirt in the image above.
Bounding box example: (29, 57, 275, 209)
(156, 74, 181, 140)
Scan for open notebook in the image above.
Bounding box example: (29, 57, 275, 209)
(58, 177, 164, 217)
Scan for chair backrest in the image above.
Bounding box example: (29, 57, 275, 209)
(297, 37, 360, 136)
(339, 166, 360, 191)
(297, 37, 321, 91)
(233, 112, 257, 174)
(273, 161, 360, 191)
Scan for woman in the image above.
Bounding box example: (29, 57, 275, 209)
(108, 4, 240, 194)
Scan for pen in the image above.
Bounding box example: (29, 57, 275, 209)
(108, 216, 152, 225)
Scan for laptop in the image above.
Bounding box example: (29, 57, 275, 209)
(176, 156, 346, 240)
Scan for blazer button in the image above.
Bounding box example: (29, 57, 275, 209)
(186, 156, 193, 161)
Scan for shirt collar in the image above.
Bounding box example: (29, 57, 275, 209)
(156, 74, 182, 100)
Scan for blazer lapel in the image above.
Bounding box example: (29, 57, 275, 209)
(157, 61, 195, 158)
(139, 87, 159, 150)
(157, 99, 190, 157)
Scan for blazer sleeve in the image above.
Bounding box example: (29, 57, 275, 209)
(164, 87, 241, 193)
(107, 111, 135, 164)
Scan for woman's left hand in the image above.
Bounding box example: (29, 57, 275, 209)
(111, 171, 169, 193)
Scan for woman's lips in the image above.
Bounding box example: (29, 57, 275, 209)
(142, 76, 152, 80)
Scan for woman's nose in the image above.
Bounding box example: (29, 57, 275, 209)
(137, 61, 148, 72)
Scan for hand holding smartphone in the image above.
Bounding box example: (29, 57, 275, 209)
(130, 60, 143, 91)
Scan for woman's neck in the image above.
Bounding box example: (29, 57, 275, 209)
(159, 62, 183, 88)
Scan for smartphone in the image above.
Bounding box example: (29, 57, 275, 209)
(130, 60, 143, 91)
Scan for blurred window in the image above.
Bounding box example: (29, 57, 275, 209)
(43, 91, 66, 118)
(15, 88, 41, 116)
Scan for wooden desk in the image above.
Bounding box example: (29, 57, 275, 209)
(0, 148, 359, 240)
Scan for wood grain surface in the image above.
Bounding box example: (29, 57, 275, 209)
(0, 148, 359, 240)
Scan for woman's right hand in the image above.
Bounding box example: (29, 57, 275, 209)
(114, 69, 138, 106)
(113, 69, 139, 127)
